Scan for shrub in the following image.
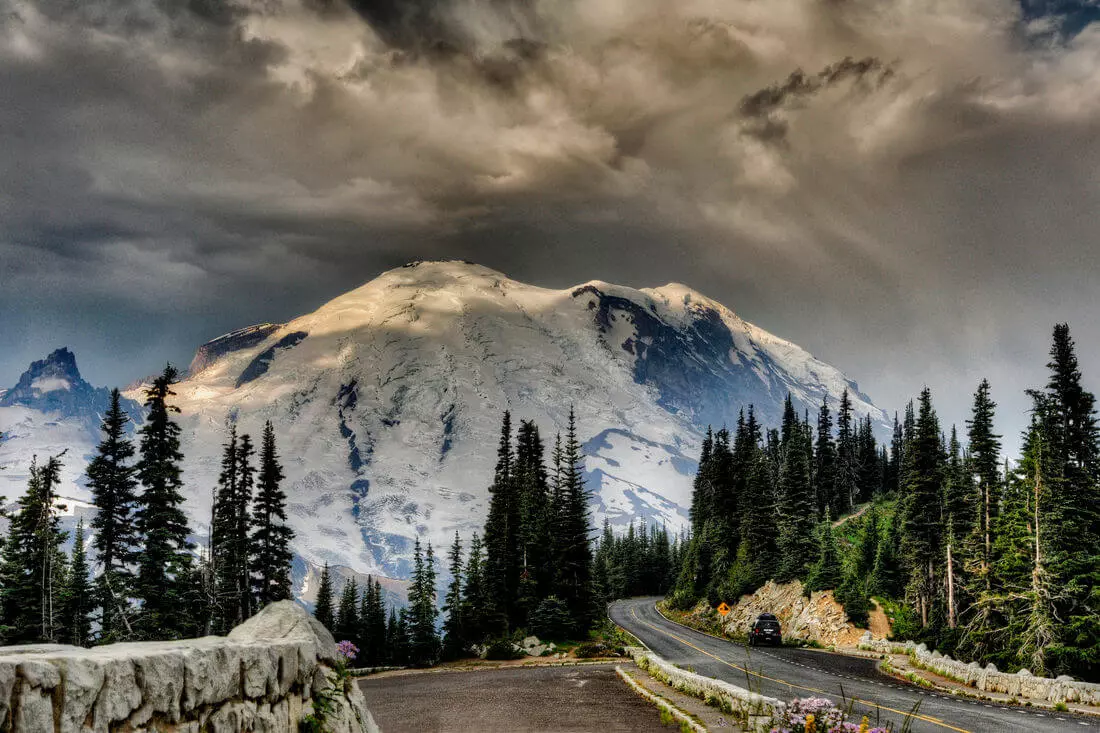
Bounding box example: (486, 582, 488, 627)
(835, 577, 870, 628)
(575, 641, 613, 658)
(889, 603, 922, 642)
(529, 596, 573, 641)
(484, 638, 524, 660)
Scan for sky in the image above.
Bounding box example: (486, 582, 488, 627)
(4, 0, 1100, 454)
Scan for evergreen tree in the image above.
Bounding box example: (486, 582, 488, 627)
(357, 577, 387, 666)
(483, 411, 518, 631)
(407, 539, 440, 665)
(814, 398, 837, 520)
(251, 422, 294, 607)
(899, 388, 944, 627)
(61, 519, 93, 647)
(461, 533, 489, 645)
(210, 427, 240, 631)
(442, 532, 465, 659)
(1034, 325, 1100, 677)
(553, 409, 594, 634)
(805, 511, 842, 592)
(870, 511, 903, 599)
(835, 390, 859, 514)
(336, 578, 359, 643)
(314, 562, 335, 631)
(777, 417, 815, 582)
(0, 455, 69, 643)
(962, 378, 1002, 636)
(133, 365, 194, 639)
(86, 388, 139, 641)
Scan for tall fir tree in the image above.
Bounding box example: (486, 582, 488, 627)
(814, 398, 837, 521)
(61, 519, 93, 647)
(835, 389, 859, 514)
(965, 379, 1002, 602)
(461, 533, 489, 645)
(0, 455, 69, 643)
(210, 426, 240, 631)
(483, 411, 518, 631)
(251, 421, 294, 606)
(336, 578, 359, 643)
(899, 388, 945, 627)
(314, 562, 335, 631)
(553, 408, 594, 634)
(442, 532, 465, 659)
(86, 388, 139, 642)
(407, 539, 440, 665)
(777, 413, 815, 582)
(133, 365, 194, 639)
(1035, 325, 1100, 677)
(806, 511, 843, 592)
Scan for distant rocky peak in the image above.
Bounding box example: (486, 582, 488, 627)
(2, 347, 85, 403)
(1, 348, 140, 426)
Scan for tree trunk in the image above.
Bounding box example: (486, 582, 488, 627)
(946, 543, 956, 629)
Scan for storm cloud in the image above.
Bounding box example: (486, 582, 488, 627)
(4, 0, 1100, 448)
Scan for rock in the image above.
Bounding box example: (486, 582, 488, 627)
(1017, 669, 1032, 677)
(0, 601, 373, 732)
(985, 663, 998, 673)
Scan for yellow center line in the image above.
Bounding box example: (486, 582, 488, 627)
(626, 605, 972, 733)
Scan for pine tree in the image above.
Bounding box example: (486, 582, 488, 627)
(61, 519, 93, 646)
(0, 454, 69, 643)
(777, 417, 815, 582)
(336, 578, 359, 643)
(966, 379, 1002, 602)
(251, 421, 294, 607)
(554, 408, 594, 634)
(86, 388, 138, 641)
(462, 533, 489, 645)
(835, 390, 859, 514)
(442, 532, 465, 659)
(133, 365, 194, 639)
(210, 427, 239, 631)
(483, 411, 518, 631)
(1034, 325, 1100, 677)
(806, 511, 843, 592)
(814, 398, 837, 521)
(407, 539, 440, 665)
(314, 562, 335, 631)
(899, 388, 944, 627)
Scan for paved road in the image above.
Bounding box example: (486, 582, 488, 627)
(611, 597, 1099, 733)
(359, 663, 671, 732)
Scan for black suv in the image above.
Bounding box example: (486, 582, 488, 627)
(749, 613, 782, 646)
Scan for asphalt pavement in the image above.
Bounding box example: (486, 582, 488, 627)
(610, 597, 1100, 733)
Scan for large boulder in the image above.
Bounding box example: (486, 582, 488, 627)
(0, 601, 379, 732)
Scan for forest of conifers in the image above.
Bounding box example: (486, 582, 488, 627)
(670, 323, 1100, 682)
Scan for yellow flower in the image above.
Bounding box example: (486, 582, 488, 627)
(859, 715, 870, 733)
(805, 713, 815, 732)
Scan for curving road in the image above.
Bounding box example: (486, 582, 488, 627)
(610, 597, 1099, 733)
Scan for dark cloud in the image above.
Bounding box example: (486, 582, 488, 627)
(4, 0, 1100, 451)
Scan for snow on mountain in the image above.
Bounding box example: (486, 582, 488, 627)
(0, 348, 141, 519)
(0, 261, 887, 585)
(100, 260, 887, 580)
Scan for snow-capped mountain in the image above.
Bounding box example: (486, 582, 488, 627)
(0, 349, 141, 510)
(0, 261, 887, 583)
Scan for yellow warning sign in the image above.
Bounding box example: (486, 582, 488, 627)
(717, 602, 731, 617)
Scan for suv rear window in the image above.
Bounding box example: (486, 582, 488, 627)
(757, 621, 780, 630)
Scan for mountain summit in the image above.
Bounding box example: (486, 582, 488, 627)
(147, 260, 886, 578)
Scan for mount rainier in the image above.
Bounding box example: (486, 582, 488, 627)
(0, 260, 887, 583)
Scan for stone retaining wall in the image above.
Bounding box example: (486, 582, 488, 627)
(626, 646, 784, 731)
(0, 601, 380, 732)
(859, 633, 1100, 705)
